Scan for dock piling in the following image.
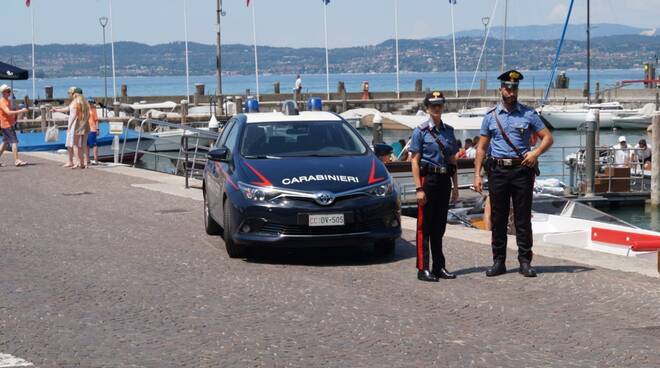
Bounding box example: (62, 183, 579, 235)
(273, 82, 280, 94)
(181, 99, 189, 125)
(44, 86, 53, 100)
(652, 114, 660, 207)
(584, 109, 598, 197)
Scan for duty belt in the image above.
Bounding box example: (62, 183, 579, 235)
(494, 158, 524, 167)
(425, 166, 449, 174)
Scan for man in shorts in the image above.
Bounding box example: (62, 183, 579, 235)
(0, 84, 29, 167)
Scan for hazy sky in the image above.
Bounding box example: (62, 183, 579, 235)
(2, 0, 658, 48)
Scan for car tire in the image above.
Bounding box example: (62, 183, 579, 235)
(223, 200, 246, 258)
(374, 239, 396, 257)
(204, 191, 223, 236)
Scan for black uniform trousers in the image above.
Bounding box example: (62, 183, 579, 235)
(416, 173, 452, 271)
(488, 164, 535, 263)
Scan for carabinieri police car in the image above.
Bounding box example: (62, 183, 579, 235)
(203, 102, 401, 258)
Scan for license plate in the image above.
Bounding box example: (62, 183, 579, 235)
(308, 214, 345, 227)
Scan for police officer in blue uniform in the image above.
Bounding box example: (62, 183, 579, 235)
(410, 91, 460, 282)
(473, 70, 554, 277)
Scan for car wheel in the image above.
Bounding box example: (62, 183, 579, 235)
(204, 191, 223, 236)
(223, 200, 246, 258)
(374, 239, 396, 257)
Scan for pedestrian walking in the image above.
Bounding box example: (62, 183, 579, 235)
(293, 74, 302, 101)
(473, 70, 554, 277)
(0, 84, 29, 167)
(410, 91, 460, 282)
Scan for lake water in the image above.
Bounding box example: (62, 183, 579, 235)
(8, 69, 652, 99)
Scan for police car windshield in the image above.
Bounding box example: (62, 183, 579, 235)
(240, 121, 368, 158)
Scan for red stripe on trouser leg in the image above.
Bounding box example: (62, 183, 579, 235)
(416, 177, 426, 270)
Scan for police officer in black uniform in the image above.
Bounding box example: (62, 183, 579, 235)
(410, 91, 460, 282)
(473, 70, 554, 277)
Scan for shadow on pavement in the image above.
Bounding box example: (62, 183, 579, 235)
(454, 264, 594, 276)
(244, 238, 416, 267)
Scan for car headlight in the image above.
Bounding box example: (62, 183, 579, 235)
(238, 182, 281, 202)
(365, 179, 394, 197)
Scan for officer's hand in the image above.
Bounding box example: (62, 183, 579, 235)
(416, 190, 427, 206)
(474, 175, 483, 193)
(451, 187, 459, 203)
(21, 108, 29, 113)
(522, 151, 538, 167)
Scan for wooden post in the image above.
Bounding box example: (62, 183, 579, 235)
(39, 105, 47, 132)
(651, 114, 660, 207)
(44, 86, 53, 100)
(181, 99, 189, 125)
(337, 81, 345, 94)
(273, 82, 280, 94)
(113, 101, 120, 117)
(415, 79, 423, 93)
(235, 97, 243, 113)
(194, 83, 205, 106)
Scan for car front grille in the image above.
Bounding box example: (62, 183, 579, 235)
(259, 217, 387, 236)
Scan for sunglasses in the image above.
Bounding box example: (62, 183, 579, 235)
(501, 83, 519, 90)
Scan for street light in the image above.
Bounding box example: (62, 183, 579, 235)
(482, 16, 490, 88)
(99, 16, 109, 118)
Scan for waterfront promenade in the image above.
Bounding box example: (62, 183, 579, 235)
(0, 154, 658, 367)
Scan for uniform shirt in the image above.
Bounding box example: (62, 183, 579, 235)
(479, 103, 545, 158)
(409, 118, 458, 168)
(0, 97, 16, 129)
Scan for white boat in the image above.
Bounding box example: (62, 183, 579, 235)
(538, 102, 655, 129)
(450, 194, 660, 264)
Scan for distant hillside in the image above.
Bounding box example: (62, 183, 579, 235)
(1, 34, 659, 78)
(446, 23, 656, 41)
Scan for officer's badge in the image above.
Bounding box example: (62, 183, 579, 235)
(509, 71, 520, 80)
(432, 91, 441, 98)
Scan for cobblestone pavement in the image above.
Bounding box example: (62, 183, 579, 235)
(1, 157, 658, 368)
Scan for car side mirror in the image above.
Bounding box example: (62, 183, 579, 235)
(208, 147, 229, 162)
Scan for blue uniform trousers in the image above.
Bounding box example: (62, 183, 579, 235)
(416, 173, 451, 271)
(488, 165, 535, 263)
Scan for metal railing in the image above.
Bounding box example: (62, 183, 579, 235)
(121, 118, 220, 188)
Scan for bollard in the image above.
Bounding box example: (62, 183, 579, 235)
(415, 79, 423, 93)
(44, 86, 53, 100)
(181, 100, 189, 125)
(341, 91, 347, 113)
(584, 109, 598, 197)
(273, 82, 280, 94)
(113, 101, 120, 117)
(651, 114, 660, 207)
(39, 105, 47, 132)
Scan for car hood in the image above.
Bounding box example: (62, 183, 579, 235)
(239, 155, 390, 192)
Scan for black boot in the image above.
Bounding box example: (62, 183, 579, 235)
(417, 270, 439, 282)
(486, 260, 507, 277)
(433, 268, 456, 279)
(519, 262, 537, 277)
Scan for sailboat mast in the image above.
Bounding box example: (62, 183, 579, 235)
(501, 0, 507, 72)
(587, 0, 591, 103)
(216, 0, 223, 102)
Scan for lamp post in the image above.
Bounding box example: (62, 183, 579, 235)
(481, 16, 490, 87)
(99, 16, 109, 118)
